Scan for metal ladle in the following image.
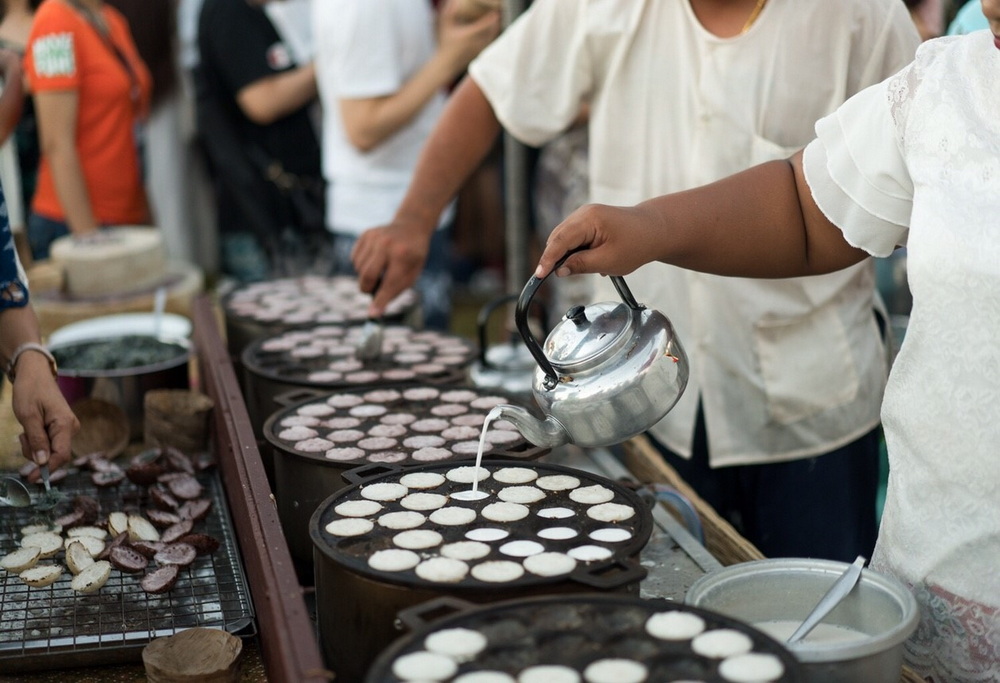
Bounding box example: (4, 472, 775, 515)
(0, 476, 31, 507)
(787, 555, 867, 645)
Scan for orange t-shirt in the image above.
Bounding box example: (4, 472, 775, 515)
(24, 0, 152, 225)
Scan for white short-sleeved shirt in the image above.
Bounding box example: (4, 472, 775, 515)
(470, 0, 920, 465)
(804, 33, 1000, 680)
(312, 0, 453, 235)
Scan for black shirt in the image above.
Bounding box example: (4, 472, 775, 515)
(195, 0, 319, 176)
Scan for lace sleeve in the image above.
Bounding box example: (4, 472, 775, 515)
(886, 62, 917, 142)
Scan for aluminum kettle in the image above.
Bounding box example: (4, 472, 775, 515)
(493, 254, 689, 448)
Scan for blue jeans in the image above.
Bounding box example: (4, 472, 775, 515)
(27, 213, 71, 262)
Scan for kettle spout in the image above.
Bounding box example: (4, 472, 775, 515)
(494, 404, 569, 449)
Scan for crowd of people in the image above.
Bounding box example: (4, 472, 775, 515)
(0, 0, 994, 680)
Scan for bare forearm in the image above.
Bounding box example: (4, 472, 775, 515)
(238, 63, 317, 125)
(539, 153, 869, 281)
(48, 146, 98, 235)
(0, 305, 42, 360)
(393, 77, 501, 234)
(350, 77, 502, 314)
(643, 158, 866, 277)
(47, 152, 97, 236)
(35, 91, 98, 235)
(341, 51, 470, 151)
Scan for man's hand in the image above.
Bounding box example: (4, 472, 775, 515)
(352, 219, 434, 318)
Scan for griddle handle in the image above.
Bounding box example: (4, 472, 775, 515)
(273, 387, 327, 408)
(341, 463, 404, 485)
(571, 558, 648, 590)
(477, 293, 518, 369)
(395, 596, 475, 633)
(478, 292, 547, 369)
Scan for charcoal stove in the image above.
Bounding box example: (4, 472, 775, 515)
(265, 385, 548, 571)
(367, 593, 805, 682)
(309, 459, 654, 681)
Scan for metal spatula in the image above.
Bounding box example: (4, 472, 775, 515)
(355, 275, 385, 361)
(356, 317, 384, 361)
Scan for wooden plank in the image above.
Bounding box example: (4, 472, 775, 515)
(623, 435, 765, 566)
(192, 295, 332, 683)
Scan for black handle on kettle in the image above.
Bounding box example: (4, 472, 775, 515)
(516, 249, 645, 391)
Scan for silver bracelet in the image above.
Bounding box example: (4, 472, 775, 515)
(6, 342, 58, 382)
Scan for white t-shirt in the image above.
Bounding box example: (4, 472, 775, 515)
(470, 0, 920, 466)
(265, 0, 313, 65)
(312, 0, 453, 235)
(804, 33, 1000, 680)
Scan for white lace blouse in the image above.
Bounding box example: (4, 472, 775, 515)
(803, 32, 1000, 681)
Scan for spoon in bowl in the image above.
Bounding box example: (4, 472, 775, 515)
(787, 555, 867, 645)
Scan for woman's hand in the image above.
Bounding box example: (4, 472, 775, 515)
(535, 203, 665, 279)
(12, 353, 79, 472)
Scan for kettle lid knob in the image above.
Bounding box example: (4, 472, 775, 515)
(566, 305, 587, 326)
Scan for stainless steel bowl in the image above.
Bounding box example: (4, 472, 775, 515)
(51, 335, 191, 439)
(685, 558, 919, 683)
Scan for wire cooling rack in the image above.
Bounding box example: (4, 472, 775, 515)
(0, 467, 255, 673)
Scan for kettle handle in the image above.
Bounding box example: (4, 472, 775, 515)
(516, 249, 643, 391)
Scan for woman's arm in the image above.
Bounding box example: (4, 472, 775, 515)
(537, 151, 869, 280)
(34, 89, 99, 237)
(0, 303, 78, 470)
(352, 77, 502, 315)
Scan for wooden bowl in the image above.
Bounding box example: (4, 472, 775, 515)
(70, 397, 130, 458)
(142, 627, 243, 683)
(144, 389, 214, 452)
